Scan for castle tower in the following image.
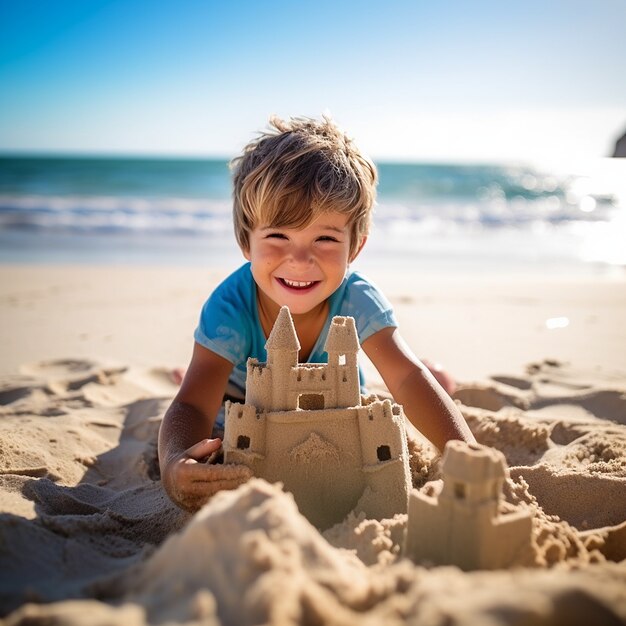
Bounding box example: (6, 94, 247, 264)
(439, 441, 505, 515)
(404, 441, 533, 570)
(324, 316, 360, 407)
(265, 306, 300, 410)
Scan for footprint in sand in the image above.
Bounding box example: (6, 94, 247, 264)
(0, 376, 44, 406)
(454, 381, 530, 412)
(490, 375, 533, 390)
(21, 359, 99, 379)
(20, 360, 127, 398)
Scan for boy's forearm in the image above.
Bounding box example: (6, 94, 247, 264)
(158, 399, 215, 470)
(393, 368, 475, 452)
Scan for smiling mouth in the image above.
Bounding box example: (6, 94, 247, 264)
(277, 278, 320, 290)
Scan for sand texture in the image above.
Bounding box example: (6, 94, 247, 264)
(1, 358, 625, 625)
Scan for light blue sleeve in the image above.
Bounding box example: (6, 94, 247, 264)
(337, 272, 398, 343)
(193, 266, 253, 366)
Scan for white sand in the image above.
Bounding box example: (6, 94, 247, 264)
(1, 265, 625, 624)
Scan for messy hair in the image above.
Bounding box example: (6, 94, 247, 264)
(231, 115, 377, 258)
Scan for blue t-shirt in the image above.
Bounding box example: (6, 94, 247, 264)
(194, 263, 397, 426)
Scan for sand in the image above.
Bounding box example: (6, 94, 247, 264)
(1, 264, 626, 625)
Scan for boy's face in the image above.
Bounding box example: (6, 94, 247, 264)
(243, 212, 363, 316)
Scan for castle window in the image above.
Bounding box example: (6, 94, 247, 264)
(298, 394, 324, 410)
(377, 445, 391, 462)
(454, 482, 466, 499)
(338, 354, 346, 366)
(237, 435, 250, 450)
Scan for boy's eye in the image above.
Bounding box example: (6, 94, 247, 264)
(265, 232, 288, 240)
(317, 235, 339, 242)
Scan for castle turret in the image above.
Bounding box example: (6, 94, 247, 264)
(439, 442, 506, 513)
(404, 441, 533, 570)
(266, 306, 300, 410)
(325, 316, 359, 356)
(324, 316, 360, 407)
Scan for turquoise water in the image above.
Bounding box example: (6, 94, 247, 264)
(0, 155, 624, 272)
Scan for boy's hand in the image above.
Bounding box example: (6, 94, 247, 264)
(162, 438, 253, 512)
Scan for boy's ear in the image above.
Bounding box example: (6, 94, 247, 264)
(350, 235, 368, 262)
(241, 245, 251, 261)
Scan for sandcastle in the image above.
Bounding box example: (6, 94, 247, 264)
(404, 440, 533, 570)
(223, 306, 411, 530)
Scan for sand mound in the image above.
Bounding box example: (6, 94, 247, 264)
(0, 360, 188, 615)
(1, 358, 626, 625)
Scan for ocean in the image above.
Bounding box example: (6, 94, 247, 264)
(1, 155, 624, 274)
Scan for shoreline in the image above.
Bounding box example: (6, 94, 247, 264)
(2, 236, 625, 278)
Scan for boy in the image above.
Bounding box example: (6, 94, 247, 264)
(158, 116, 475, 512)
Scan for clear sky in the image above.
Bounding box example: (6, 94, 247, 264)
(1, 0, 625, 162)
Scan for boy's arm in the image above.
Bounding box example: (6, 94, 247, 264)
(362, 327, 475, 452)
(158, 342, 252, 511)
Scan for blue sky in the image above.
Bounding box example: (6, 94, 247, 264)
(1, 0, 625, 162)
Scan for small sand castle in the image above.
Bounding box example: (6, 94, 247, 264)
(223, 306, 411, 529)
(404, 441, 533, 570)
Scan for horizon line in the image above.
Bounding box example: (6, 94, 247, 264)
(1, 149, 606, 168)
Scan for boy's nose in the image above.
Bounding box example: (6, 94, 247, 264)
(289, 245, 313, 265)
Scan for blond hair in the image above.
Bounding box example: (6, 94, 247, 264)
(231, 115, 377, 258)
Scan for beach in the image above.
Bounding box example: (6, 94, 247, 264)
(1, 264, 625, 381)
(3, 0, 626, 617)
(1, 263, 625, 625)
